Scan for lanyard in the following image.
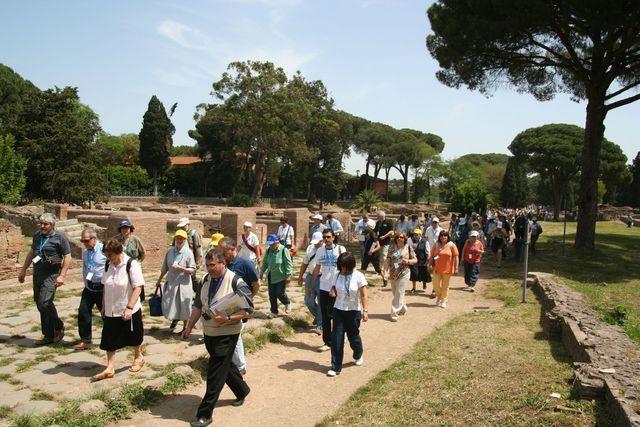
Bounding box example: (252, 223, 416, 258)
(342, 274, 352, 296)
(85, 247, 97, 271)
(38, 236, 51, 254)
(208, 271, 226, 306)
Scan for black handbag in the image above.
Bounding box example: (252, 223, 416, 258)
(148, 285, 163, 317)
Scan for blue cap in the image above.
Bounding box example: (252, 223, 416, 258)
(118, 219, 134, 229)
(266, 234, 279, 245)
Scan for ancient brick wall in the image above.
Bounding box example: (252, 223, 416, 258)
(106, 213, 169, 271)
(0, 219, 24, 280)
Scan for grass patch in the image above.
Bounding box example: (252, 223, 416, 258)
(0, 405, 11, 419)
(31, 391, 55, 401)
(0, 373, 22, 386)
(0, 357, 14, 367)
(160, 372, 197, 394)
(320, 282, 608, 426)
(15, 359, 40, 373)
(482, 221, 640, 343)
(243, 323, 294, 354)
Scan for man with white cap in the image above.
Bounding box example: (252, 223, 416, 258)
(176, 217, 203, 276)
(298, 231, 325, 335)
(423, 217, 443, 248)
(237, 221, 261, 265)
(354, 213, 376, 253)
(374, 211, 394, 286)
(311, 214, 326, 235)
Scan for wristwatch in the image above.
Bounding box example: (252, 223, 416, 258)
(226, 314, 231, 322)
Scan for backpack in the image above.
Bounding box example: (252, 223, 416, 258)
(104, 258, 145, 301)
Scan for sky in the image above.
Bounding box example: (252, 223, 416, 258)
(3, 0, 639, 179)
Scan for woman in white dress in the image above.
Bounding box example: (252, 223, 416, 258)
(155, 230, 196, 334)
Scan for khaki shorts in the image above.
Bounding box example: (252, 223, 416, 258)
(380, 244, 390, 260)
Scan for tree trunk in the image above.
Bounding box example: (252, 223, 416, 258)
(251, 151, 268, 200)
(403, 165, 409, 203)
(152, 169, 158, 196)
(575, 93, 607, 250)
(364, 158, 371, 190)
(384, 168, 390, 201)
(551, 185, 562, 222)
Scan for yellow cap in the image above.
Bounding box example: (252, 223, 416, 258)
(174, 229, 188, 239)
(210, 233, 224, 247)
(413, 228, 422, 235)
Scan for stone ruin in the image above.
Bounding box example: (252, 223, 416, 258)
(0, 219, 24, 280)
(530, 272, 640, 426)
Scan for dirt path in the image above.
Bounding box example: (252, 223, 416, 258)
(115, 276, 503, 427)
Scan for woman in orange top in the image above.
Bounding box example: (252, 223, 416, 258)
(429, 231, 459, 309)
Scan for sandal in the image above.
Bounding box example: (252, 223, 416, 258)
(129, 359, 145, 373)
(90, 371, 114, 382)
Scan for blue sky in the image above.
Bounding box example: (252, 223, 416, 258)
(3, 0, 639, 179)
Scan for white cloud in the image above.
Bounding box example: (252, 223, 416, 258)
(156, 19, 209, 51)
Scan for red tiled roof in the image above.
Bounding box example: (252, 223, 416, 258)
(170, 156, 200, 166)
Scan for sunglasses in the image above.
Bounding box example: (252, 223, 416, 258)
(80, 239, 91, 243)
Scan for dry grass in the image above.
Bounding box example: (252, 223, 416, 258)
(320, 283, 609, 426)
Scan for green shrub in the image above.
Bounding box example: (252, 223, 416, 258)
(105, 165, 151, 194)
(228, 194, 254, 207)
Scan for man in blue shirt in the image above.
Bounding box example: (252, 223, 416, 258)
(75, 227, 107, 350)
(311, 214, 326, 235)
(218, 237, 260, 376)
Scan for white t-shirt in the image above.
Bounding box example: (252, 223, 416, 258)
(101, 254, 145, 317)
(277, 224, 295, 246)
(355, 219, 376, 241)
(333, 270, 367, 311)
(326, 218, 344, 234)
(303, 244, 320, 271)
(424, 225, 443, 248)
(237, 232, 260, 261)
(315, 244, 346, 291)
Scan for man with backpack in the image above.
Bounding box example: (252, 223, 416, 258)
(529, 217, 543, 255)
(176, 217, 204, 274)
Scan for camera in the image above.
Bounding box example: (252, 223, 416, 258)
(202, 307, 214, 321)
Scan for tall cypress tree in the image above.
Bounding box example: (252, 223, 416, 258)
(501, 156, 528, 208)
(139, 96, 175, 196)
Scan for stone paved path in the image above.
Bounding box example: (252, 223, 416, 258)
(114, 275, 503, 427)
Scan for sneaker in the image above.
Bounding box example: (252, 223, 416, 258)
(317, 344, 331, 352)
(469, 287, 475, 293)
(355, 356, 363, 366)
(390, 316, 398, 322)
(285, 303, 292, 313)
(326, 369, 338, 377)
(435, 299, 441, 307)
(441, 301, 447, 309)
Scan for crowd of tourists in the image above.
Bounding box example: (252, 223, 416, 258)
(17, 208, 540, 426)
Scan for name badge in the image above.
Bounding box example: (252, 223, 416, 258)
(86, 272, 94, 281)
(32, 255, 42, 264)
(468, 254, 473, 259)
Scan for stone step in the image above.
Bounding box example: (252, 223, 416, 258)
(58, 224, 83, 234)
(56, 219, 79, 227)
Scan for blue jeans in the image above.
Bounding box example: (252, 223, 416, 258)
(232, 333, 246, 371)
(331, 309, 363, 373)
(304, 273, 322, 329)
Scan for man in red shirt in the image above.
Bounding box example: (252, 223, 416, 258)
(462, 231, 484, 292)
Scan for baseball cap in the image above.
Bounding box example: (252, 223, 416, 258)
(266, 234, 279, 245)
(431, 217, 440, 223)
(174, 229, 188, 239)
(310, 231, 323, 244)
(459, 218, 467, 225)
(118, 219, 134, 230)
(243, 221, 253, 228)
(470, 231, 479, 237)
(413, 228, 422, 235)
(177, 217, 189, 227)
(210, 233, 224, 246)
(312, 214, 323, 220)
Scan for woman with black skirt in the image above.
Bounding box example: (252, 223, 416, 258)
(91, 238, 145, 382)
(409, 228, 432, 293)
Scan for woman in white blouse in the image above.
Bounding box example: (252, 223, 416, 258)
(91, 238, 145, 382)
(327, 252, 368, 377)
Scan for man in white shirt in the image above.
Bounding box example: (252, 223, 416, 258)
(310, 214, 326, 235)
(424, 217, 443, 248)
(325, 213, 344, 244)
(354, 213, 376, 252)
(310, 229, 345, 352)
(237, 221, 261, 265)
(277, 216, 295, 249)
(297, 231, 324, 335)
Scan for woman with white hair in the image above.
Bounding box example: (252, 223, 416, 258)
(18, 213, 72, 346)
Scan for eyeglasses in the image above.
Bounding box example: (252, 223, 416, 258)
(80, 239, 90, 243)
